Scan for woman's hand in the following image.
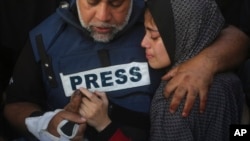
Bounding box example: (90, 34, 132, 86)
(79, 88, 111, 132)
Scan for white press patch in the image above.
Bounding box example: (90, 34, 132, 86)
(60, 62, 150, 97)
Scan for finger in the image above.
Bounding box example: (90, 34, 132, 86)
(181, 90, 197, 117)
(164, 79, 177, 98)
(58, 110, 86, 123)
(79, 103, 86, 118)
(79, 88, 95, 100)
(48, 111, 86, 137)
(77, 97, 91, 118)
(161, 67, 177, 81)
(79, 96, 93, 117)
(94, 91, 105, 97)
(94, 91, 108, 104)
(71, 123, 87, 141)
(78, 123, 87, 134)
(65, 90, 83, 113)
(169, 87, 187, 113)
(199, 89, 208, 113)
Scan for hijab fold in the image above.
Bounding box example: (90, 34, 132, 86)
(147, 0, 225, 69)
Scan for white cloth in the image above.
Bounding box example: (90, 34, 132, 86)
(57, 119, 79, 140)
(25, 109, 62, 141)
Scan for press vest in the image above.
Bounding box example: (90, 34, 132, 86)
(29, 2, 164, 113)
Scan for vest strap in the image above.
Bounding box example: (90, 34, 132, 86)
(36, 34, 58, 88)
(98, 49, 111, 67)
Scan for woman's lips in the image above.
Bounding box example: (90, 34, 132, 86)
(145, 53, 153, 60)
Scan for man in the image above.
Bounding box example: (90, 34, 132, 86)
(4, 0, 163, 140)
(3, 0, 249, 140)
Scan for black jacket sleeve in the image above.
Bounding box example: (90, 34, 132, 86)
(5, 40, 46, 107)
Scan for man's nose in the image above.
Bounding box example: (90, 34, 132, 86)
(96, 3, 111, 22)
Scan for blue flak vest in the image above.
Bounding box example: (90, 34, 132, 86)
(29, 1, 165, 113)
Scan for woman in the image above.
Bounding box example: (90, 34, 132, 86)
(141, 0, 244, 140)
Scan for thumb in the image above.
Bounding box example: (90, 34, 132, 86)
(65, 89, 82, 113)
(161, 67, 177, 81)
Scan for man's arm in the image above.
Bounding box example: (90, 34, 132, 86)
(163, 25, 249, 117)
(4, 95, 87, 140)
(3, 42, 86, 140)
(198, 25, 249, 72)
(4, 102, 41, 135)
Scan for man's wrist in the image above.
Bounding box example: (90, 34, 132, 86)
(25, 109, 62, 139)
(29, 111, 45, 117)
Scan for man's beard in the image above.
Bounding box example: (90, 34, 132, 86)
(76, 0, 133, 43)
(85, 22, 126, 43)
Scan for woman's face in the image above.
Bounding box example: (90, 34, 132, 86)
(141, 10, 171, 69)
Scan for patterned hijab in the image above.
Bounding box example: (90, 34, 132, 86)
(146, 0, 225, 69)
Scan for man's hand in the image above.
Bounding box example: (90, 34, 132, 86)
(47, 90, 86, 140)
(163, 58, 213, 117)
(162, 25, 249, 118)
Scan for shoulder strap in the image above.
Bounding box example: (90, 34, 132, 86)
(35, 34, 58, 88)
(98, 49, 111, 67)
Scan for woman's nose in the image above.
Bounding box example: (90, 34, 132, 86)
(141, 36, 150, 49)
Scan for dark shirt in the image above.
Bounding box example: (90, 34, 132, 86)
(0, 0, 62, 140)
(0, 0, 61, 94)
(216, 0, 250, 36)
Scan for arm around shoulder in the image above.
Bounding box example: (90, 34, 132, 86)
(197, 25, 249, 74)
(162, 25, 249, 117)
